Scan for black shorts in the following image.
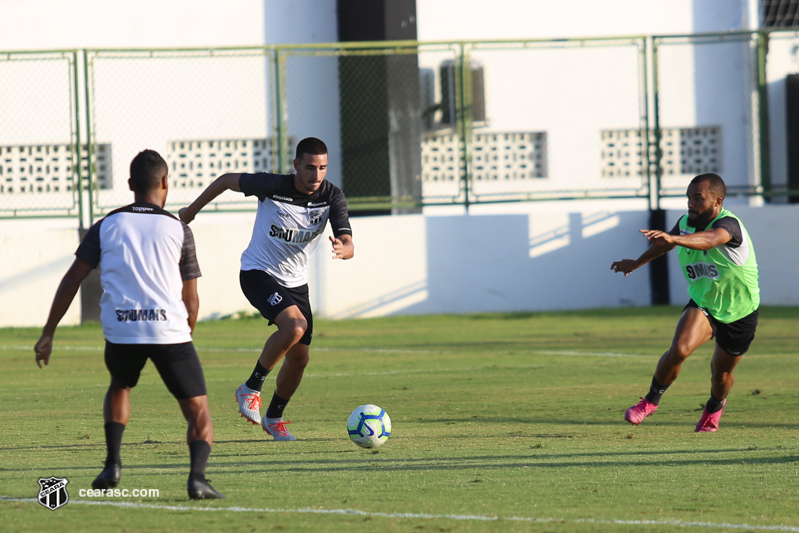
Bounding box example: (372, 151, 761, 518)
(104, 341, 207, 399)
(684, 300, 759, 356)
(239, 269, 313, 345)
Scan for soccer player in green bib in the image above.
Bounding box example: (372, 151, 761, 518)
(611, 173, 760, 432)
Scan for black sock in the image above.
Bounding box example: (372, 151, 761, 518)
(644, 377, 670, 406)
(245, 361, 269, 392)
(104, 421, 125, 468)
(265, 392, 290, 419)
(706, 393, 725, 413)
(188, 440, 211, 482)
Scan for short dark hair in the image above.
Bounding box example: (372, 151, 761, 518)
(691, 173, 726, 199)
(129, 149, 167, 194)
(295, 137, 328, 160)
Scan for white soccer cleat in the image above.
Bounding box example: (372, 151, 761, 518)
(263, 417, 297, 441)
(235, 384, 262, 425)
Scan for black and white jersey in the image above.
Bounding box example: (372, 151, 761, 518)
(76, 202, 201, 344)
(239, 173, 352, 288)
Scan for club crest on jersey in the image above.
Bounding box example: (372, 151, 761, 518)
(309, 210, 323, 225)
(268, 292, 283, 306)
(37, 476, 69, 511)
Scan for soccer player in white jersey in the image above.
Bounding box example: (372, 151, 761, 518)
(180, 137, 354, 441)
(34, 150, 224, 499)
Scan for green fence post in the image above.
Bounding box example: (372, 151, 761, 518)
(638, 37, 652, 211)
(651, 37, 663, 211)
(757, 30, 772, 200)
(83, 49, 95, 225)
(72, 50, 84, 229)
(273, 48, 283, 173)
(458, 43, 471, 212)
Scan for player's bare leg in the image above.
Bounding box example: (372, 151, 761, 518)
(696, 345, 741, 433)
(654, 307, 713, 385)
(93, 378, 130, 489)
(626, 307, 713, 425)
(259, 306, 307, 371)
(236, 306, 307, 425)
(262, 342, 308, 441)
(103, 378, 131, 425)
(179, 395, 224, 499)
(275, 343, 310, 400)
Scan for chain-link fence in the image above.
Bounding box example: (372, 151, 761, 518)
(0, 50, 82, 217)
(653, 33, 760, 204)
(3, 30, 799, 220)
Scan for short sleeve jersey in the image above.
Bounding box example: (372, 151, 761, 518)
(238, 173, 352, 288)
(670, 209, 760, 323)
(76, 202, 201, 344)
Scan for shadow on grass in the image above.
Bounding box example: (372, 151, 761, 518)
(4, 445, 795, 476)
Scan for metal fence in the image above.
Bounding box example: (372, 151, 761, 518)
(3, 29, 799, 222)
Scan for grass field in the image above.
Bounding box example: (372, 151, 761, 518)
(1, 307, 798, 532)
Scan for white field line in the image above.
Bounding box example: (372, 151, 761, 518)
(1, 497, 798, 531)
(2, 345, 646, 357)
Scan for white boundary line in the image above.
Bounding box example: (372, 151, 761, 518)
(2, 344, 646, 357)
(2, 497, 798, 531)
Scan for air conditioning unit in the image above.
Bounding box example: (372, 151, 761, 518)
(439, 60, 486, 126)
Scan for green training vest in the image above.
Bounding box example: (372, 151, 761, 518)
(677, 209, 760, 323)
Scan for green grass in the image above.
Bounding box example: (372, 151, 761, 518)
(1, 307, 798, 532)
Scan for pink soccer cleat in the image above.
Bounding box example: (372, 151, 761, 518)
(695, 399, 726, 433)
(625, 397, 658, 425)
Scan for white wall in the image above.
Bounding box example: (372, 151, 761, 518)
(6, 0, 792, 329)
(415, 0, 750, 41)
(8, 202, 797, 328)
(0, 0, 265, 50)
(2, 219, 82, 327)
(263, 0, 344, 189)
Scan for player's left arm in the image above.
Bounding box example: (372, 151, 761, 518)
(668, 227, 731, 250)
(34, 258, 94, 368)
(645, 223, 731, 251)
(330, 234, 354, 260)
(182, 278, 199, 335)
(179, 223, 202, 334)
(328, 188, 354, 260)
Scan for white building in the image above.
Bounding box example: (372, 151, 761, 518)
(1, 0, 797, 327)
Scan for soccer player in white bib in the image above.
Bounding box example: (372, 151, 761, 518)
(611, 173, 760, 432)
(34, 150, 224, 499)
(180, 137, 354, 441)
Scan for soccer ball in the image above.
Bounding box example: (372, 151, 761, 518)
(347, 404, 391, 448)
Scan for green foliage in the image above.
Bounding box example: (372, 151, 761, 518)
(2, 308, 798, 532)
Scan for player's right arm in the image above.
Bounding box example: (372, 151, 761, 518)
(610, 239, 674, 277)
(611, 221, 681, 277)
(179, 173, 242, 224)
(34, 258, 94, 367)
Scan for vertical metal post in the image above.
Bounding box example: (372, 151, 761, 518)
(273, 48, 284, 173)
(83, 49, 95, 225)
(71, 50, 84, 230)
(651, 37, 663, 211)
(458, 43, 471, 212)
(638, 37, 652, 211)
(757, 30, 772, 199)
